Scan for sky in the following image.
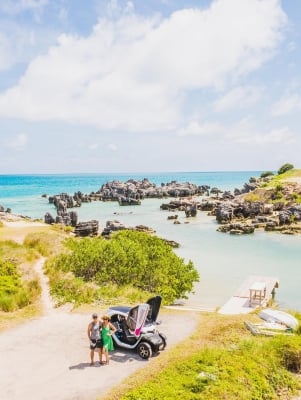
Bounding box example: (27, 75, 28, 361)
(0, 0, 300, 173)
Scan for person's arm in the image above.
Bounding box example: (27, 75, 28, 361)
(109, 322, 117, 335)
(87, 323, 92, 341)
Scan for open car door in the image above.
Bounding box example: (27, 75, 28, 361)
(146, 296, 162, 323)
(127, 303, 150, 337)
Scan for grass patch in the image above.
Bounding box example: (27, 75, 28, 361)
(102, 314, 301, 400)
(23, 229, 68, 257)
(0, 258, 41, 312)
(262, 169, 301, 189)
(0, 239, 37, 264)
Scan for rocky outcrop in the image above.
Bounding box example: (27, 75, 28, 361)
(161, 239, 180, 248)
(101, 220, 127, 236)
(167, 214, 178, 220)
(44, 212, 55, 224)
(0, 205, 12, 213)
(74, 220, 99, 237)
(101, 220, 156, 237)
(185, 204, 198, 217)
(118, 196, 141, 206)
(97, 179, 214, 201)
(279, 205, 301, 225)
(217, 223, 255, 234)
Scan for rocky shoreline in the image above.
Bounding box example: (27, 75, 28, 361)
(2, 172, 301, 237)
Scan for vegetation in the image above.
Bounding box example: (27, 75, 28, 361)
(260, 171, 274, 178)
(243, 193, 262, 203)
(46, 230, 199, 306)
(0, 258, 40, 312)
(104, 314, 301, 400)
(278, 163, 294, 175)
(24, 230, 67, 257)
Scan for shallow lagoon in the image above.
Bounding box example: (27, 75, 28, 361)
(62, 198, 301, 312)
(1, 172, 300, 311)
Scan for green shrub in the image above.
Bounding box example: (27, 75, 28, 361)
(278, 163, 294, 175)
(47, 230, 199, 305)
(260, 171, 274, 178)
(0, 259, 41, 312)
(0, 294, 16, 312)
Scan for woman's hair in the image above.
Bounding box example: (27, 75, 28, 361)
(102, 315, 110, 321)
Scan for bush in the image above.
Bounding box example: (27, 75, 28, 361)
(0, 259, 40, 312)
(260, 171, 274, 178)
(47, 231, 199, 305)
(278, 163, 294, 175)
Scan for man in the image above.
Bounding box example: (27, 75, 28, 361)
(87, 313, 103, 366)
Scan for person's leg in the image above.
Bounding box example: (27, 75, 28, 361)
(98, 347, 103, 364)
(103, 347, 109, 364)
(90, 348, 95, 365)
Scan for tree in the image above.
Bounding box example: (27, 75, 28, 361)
(278, 163, 294, 175)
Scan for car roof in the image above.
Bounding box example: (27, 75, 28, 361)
(108, 306, 131, 314)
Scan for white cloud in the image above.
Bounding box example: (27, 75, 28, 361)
(271, 94, 301, 116)
(179, 117, 295, 146)
(214, 85, 263, 111)
(177, 121, 223, 136)
(0, 22, 56, 72)
(5, 133, 28, 151)
(88, 143, 99, 150)
(228, 120, 294, 145)
(287, 41, 296, 52)
(0, 0, 287, 131)
(0, 32, 12, 70)
(108, 143, 118, 151)
(0, 0, 48, 15)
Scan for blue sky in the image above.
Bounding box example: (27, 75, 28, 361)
(0, 0, 300, 173)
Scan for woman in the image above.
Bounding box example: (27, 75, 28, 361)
(101, 315, 116, 365)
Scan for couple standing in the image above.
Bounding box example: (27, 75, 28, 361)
(87, 313, 116, 365)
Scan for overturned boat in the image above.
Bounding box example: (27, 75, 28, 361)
(259, 308, 299, 329)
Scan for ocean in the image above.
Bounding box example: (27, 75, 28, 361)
(1, 171, 300, 311)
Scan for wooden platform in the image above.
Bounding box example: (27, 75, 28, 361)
(219, 275, 279, 315)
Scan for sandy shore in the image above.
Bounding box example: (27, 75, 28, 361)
(0, 214, 49, 244)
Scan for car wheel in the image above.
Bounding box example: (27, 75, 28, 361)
(159, 334, 166, 350)
(137, 342, 152, 359)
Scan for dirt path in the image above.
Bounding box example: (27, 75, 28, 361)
(34, 257, 55, 314)
(0, 258, 198, 400)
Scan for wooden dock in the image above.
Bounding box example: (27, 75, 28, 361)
(219, 275, 279, 315)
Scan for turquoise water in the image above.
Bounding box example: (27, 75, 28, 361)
(1, 172, 300, 311)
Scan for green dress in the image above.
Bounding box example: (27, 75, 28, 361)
(101, 325, 114, 351)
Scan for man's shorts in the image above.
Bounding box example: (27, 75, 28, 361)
(90, 338, 103, 350)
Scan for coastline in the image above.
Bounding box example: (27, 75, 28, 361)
(1, 171, 301, 312)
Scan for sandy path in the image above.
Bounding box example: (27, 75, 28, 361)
(0, 259, 198, 400)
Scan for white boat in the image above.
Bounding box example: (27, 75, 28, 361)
(259, 308, 299, 329)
